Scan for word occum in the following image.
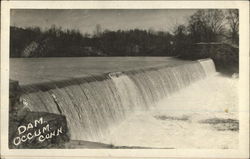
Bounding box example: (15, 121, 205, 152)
(13, 117, 63, 146)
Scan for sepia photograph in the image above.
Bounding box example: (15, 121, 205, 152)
(1, 1, 249, 159)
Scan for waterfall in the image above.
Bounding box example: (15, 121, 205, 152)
(198, 58, 216, 76)
(19, 59, 216, 142)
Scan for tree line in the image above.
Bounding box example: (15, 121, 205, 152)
(10, 9, 238, 58)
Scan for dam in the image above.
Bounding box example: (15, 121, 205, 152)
(9, 57, 238, 148)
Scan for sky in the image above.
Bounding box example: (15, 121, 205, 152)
(11, 9, 197, 34)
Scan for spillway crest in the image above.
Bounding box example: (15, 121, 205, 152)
(19, 59, 216, 142)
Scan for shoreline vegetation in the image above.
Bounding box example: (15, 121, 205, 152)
(9, 9, 239, 148)
(10, 9, 239, 74)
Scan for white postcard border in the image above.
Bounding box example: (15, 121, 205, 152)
(1, 1, 249, 158)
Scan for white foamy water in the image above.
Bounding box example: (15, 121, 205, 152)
(20, 58, 236, 148)
(102, 74, 238, 149)
(22, 60, 209, 142)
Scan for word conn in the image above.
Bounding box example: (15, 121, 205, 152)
(12, 117, 63, 146)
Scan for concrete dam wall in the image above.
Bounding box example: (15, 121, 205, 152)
(17, 58, 216, 142)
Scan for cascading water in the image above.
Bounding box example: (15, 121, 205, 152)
(198, 59, 216, 75)
(19, 58, 216, 142)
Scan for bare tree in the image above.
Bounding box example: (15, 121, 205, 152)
(226, 9, 239, 45)
(174, 25, 187, 36)
(94, 24, 102, 37)
(188, 9, 225, 42)
(204, 10, 225, 34)
(173, 25, 190, 56)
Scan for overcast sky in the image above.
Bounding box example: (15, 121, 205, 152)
(11, 9, 197, 34)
